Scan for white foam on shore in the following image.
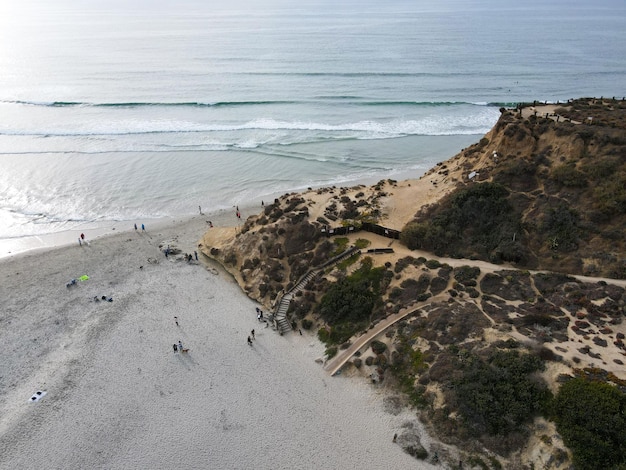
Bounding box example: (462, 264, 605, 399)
(0, 208, 238, 260)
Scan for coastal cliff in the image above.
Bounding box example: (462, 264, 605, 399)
(200, 98, 626, 470)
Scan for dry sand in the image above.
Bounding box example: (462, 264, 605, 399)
(0, 211, 437, 470)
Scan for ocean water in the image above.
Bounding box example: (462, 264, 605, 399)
(1, 0, 625, 253)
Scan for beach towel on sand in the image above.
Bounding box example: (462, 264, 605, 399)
(78, 275, 89, 281)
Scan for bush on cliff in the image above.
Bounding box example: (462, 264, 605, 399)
(421, 347, 551, 453)
(551, 377, 626, 470)
(452, 350, 550, 438)
(283, 221, 320, 255)
(317, 257, 386, 344)
(400, 183, 527, 263)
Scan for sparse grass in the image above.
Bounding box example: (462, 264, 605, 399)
(354, 238, 371, 249)
(332, 237, 349, 255)
(336, 252, 360, 270)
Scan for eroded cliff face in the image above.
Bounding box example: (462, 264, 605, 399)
(406, 100, 626, 279)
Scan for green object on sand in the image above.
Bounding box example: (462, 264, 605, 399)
(78, 275, 89, 281)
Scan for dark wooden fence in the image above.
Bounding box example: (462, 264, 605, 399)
(320, 222, 400, 240)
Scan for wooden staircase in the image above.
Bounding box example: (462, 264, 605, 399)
(272, 246, 360, 334)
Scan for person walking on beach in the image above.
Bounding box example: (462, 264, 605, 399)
(178, 340, 183, 351)
(194, 250, 198, 261)
(134, 223, 137, 230)
(174, 316, 179, 326)
(199, 205, 202, 215)
(251, 329, 255, 340)
(141, 223, 145, 231)
(78, 237, 82, 246)
(80, 233, 85, 241)
(247, 335, 253, 346)
(173, 343, 178, 353)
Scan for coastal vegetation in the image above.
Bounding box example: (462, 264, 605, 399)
(202, 98, 626, 469)
(432, 347, 551, 447)
(400, 182, 526, 263)
(551, 376, 626, 470)
(403, 98, 626, 279)
(317, 257, 388, 345)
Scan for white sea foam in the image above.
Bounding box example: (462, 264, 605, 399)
(0, 113, 496, 138)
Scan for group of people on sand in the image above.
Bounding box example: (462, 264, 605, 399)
(172, 317, 188, 353)
(256, 307, 264, 322)
(255, 307, 269, 328)
(180, 251, 199, 262)
(77, 223, 146, 248)
(248, 305, 270, 345)
(163, 246, 199, 263)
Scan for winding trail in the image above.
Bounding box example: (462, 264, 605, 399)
(324, 292, 448, 376)
(323, 235, 626, 376)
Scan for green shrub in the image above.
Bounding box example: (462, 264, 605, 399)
(400, 222, 429, 250)
(371, 340, 387, 354)
(489, 456, 503, 470)
(400, 183, 526, 262)
(551, 377, 626, 470)
(328, 323, 360, 344)
(224, 251, 238, 266)
(551, 163, 588, 188)
(593, 175, 626, 217)
(354, 238, 371, 249)
(425, 259, 441, 269)
(336, 253, 361, 271)
(332, 237, 349, 255)
(453, 350, 551, 436)
(317, 258, 386, 344)
(454, 265, 481, 283)
(467, 287, 480, 298)
(317, 327, 330, 343)
(540, 205, 580, 252)
(388, 336, 429, 407)
(325, 345, 338, 359)
(407, 446, 428, 460)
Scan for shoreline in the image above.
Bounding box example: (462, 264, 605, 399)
(0, 134, 481, 261)
(0, 209, 240, 261)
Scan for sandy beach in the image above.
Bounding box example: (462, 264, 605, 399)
(0, 211, 437, 469)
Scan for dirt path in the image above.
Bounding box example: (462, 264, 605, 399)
(324, 293, 448, 376)
(324, 232, 626, 376)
